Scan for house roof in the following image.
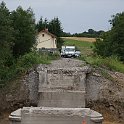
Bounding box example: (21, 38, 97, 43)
(38, 29, 56, 38)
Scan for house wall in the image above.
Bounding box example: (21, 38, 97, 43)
(37, 32, 56, 49)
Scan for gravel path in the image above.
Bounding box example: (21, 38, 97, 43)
(49, 58, 85, 68)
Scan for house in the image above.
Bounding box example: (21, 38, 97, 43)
(36, 29, 57, 50)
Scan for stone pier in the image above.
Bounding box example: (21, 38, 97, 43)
(38, 67, 88, 108)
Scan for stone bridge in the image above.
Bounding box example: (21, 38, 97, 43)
(9, 59, 103, 124)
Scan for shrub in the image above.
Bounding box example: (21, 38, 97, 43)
(0, 51, 60, 87)
(84, 55, 124, 73)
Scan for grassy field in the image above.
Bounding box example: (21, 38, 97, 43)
(62, 37, 124, 73)
(62, 37, 96, 42)
(63, 38, 94, 56)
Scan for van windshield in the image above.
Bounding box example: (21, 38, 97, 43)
(65, 48, 75, 52)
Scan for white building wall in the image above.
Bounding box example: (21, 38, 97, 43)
(37, 32, 57, 49)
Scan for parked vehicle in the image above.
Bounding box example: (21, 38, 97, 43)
(61, 46, 81, 58)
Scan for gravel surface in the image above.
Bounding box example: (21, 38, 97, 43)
(47, 58, 85, 68)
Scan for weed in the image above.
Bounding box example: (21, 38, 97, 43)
(0, 51, 60, 87)
(84, 56, 124, 73)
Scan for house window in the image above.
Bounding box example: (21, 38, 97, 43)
(42, 34, 45, 37)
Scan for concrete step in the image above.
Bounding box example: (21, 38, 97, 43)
(9, 107, 103, 124)
(38, 91, 86, 108)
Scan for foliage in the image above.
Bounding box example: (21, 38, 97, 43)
(0, 2, 14, 66)
(56, 37, 64, 49)
(84, 56, 124, 73)
(36, 17, 63, 37)
(36, 17, 64, 48)
(17, 51, 60, 70)
(11, 7, 36, 57)
(36, 17, 48, 32)
(61, 29, 104, 38)
(94, 12, 124, 61)
(72, 29, 104, 38)
(48, 17, 63, 37)
(0, 1, 61, 86)
(64, 38, 124, 73)
(0, 51, 60, 86)
(0, 2, 37, 86)
(63, 38, 93, 56)
(61, 32, 71, 37)
(0, 2, 15, 86)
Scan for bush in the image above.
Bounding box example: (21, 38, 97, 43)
(16, 52, 60, 72)
(94, 12, 124, 61)
(0, 51, 60, 87)
(82, 55, 124, 73)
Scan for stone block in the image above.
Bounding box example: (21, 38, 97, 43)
(38, 91, 86, 108)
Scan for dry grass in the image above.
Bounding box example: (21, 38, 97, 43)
(62, 37, 96, 42)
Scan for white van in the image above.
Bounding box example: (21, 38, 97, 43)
(61, 46, 80, 58)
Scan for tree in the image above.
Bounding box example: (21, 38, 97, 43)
(48, 17, 63, 37)
(48, 17, 64, 48)
(88, 29, 95, 34)
(0, 1, 14, 66)
(36, 17, 64, 48)
(36, 17, 48, 32)
(94, 12, 124, 61)
(11, 7, 36, 57)
(0, 1, 15, 84)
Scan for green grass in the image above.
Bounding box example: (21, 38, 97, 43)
(0, 51, 60, 87)
(63, 39, 93, 47)
(63, 38, 124, 73)
(63, 39, 94, 56)
(16, 51, 60, 74)
(84, 56, 124, 73)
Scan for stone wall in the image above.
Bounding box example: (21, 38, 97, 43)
(38, 67, 90, 92)
(37, 66, 91, 108)
(38, 91, 85, 108)
(0, 67, 39, 113)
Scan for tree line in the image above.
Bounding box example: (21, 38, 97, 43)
(61, 29, 104, 38)
(94, 12, 124, 61)
(0, 1, 63, 85)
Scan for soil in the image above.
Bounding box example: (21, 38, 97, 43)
(0, 112, 9, 124)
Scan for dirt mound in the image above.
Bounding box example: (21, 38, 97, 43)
(86, 68, 124, 123)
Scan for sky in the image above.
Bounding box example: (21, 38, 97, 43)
(1, 0, 124, 33)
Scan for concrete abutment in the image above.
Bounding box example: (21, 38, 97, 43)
(9, 64, 103, 124)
